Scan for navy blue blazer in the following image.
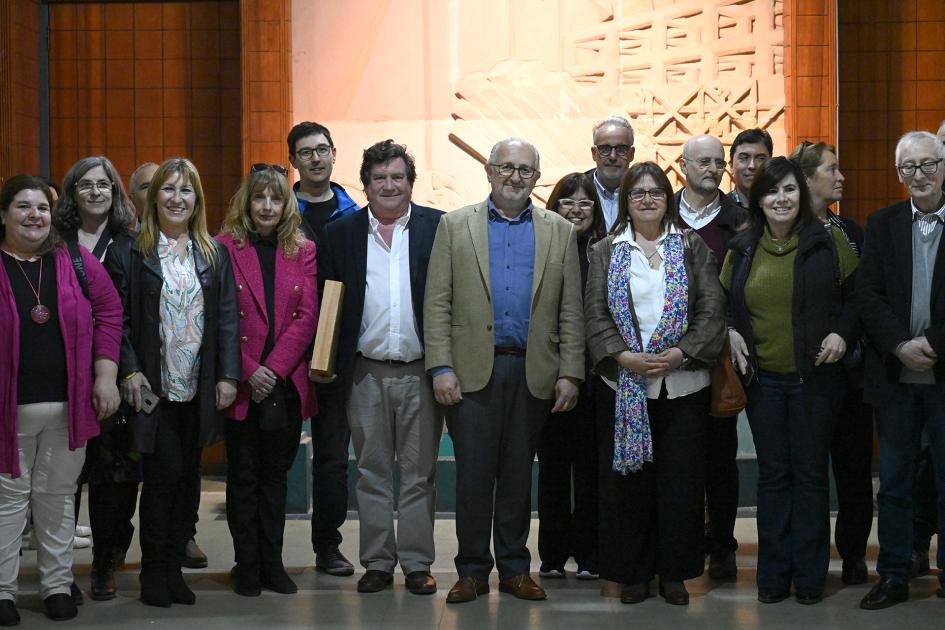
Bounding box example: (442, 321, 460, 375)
(317, 204, 444, 394)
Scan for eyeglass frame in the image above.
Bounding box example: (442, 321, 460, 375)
(74, 180, 115, 195)
(489, 163, 538, 180)
(897, 159, 944, 178)
(557, 198, 596, 211)
(684, 157, 727, 171)
(627, 188, 667, 202)
(293, 145, 333, 161)
(595, 143, 633, 158)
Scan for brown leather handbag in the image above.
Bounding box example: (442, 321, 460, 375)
(710, 334, 747, 418)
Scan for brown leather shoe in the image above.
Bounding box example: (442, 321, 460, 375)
(90, 564, 117, 601)
(446, 577, 489, 603)
(405, 571, 437, 595)
(498, 574, 547, 601)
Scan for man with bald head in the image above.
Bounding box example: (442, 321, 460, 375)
(859, 131, 945, 609)
(937, 119, 945, 144)
(676, 134, 747, 580)
(590, 116, 635, 230)
(425, 138, 584, 603)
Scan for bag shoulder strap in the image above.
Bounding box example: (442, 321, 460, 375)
(66, 239, 90, 301)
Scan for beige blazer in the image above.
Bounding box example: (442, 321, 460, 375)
(423, 200, 585, 399)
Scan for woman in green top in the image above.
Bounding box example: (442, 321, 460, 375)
(720, 156, 858, 605)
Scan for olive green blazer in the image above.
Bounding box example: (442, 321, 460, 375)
(423, 200, 585, 399)
(585, 231, 726, 381)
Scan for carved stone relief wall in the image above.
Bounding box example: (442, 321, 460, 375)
(293, 0, 785, 208)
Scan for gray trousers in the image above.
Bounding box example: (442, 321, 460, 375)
(0, 402, 86, 600)
(448, 355, 550, 579)
(347, 356, 442, 574)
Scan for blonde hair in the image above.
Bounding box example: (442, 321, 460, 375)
(137, 158, 218, 266)
(220, 167, 305, 258)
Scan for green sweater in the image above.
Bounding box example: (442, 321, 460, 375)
(721, 226, 858, 373)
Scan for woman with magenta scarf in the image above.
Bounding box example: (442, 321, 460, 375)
(585, 162, 725, 606)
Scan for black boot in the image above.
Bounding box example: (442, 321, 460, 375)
(166, 564, 196, 605)
(139, 564, 171, 608)
(261, 563, 297, 594)
(90, 552, 117, 601)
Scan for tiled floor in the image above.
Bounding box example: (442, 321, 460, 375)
(11, 481, 943, 628)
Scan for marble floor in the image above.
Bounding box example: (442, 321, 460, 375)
(11, 481, 943, 629)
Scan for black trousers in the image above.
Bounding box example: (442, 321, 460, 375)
(139, 400, 202, 574)
(226, 386, 303, 571)
(537, 378, 598, 569)
(597, 383, 708, 584)
(704, 414, 739, 554)
(914, 440, 939, 549)
(309, 387, 350, 554)
(88, 481, 138, 567)
(829, 381, 875, 561)
(448, 355, 549, 579)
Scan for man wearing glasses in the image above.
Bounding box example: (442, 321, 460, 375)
(287, 121, 361, 246)
(589, 116, 635, 230)
(424, 138, 584, 603)
(286, 121, 361, 578)
(728, 128, 773, 209)
(859, 130, 945, 609)
(675, 134, 748, 582)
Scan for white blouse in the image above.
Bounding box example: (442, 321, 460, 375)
(609, 226, 710, 399)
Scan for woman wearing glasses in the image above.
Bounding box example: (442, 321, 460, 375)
(789, 141, 873, 586)
(721, 157, 858, 604)
(217, 164, 317, 597)
(54, 156, 139, 602)
(104, 158, 241, 608)
(536, 173, 606, 580)
(0, 175, 122, 624)
(585, 162, 725, 605)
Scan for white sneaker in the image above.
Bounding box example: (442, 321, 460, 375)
(73, 536, 91, 549)
(75, 525, 92, 538)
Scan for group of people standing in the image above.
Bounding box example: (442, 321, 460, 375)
(0, 115, 943, 625)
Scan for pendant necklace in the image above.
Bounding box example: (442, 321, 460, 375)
(13, 256, 50, 324)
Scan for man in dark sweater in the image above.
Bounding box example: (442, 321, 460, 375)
(675, 133, 747, 581)
(286, 122, 361, 577)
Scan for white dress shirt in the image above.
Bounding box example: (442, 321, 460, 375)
(594, 171, 620, 230)
(357, 205, 424, 362)
(678, 189, 722, 230)
(609, 226, 710, 399)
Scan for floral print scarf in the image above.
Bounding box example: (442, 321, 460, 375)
(606, 234, 689, 474)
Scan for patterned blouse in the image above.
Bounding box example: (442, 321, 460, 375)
(157, 232, 204, 402)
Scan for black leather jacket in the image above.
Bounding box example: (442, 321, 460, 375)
(104, 232, 241, 453)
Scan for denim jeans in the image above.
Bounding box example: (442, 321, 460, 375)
(746, 369, 839, 594)
(875, 382, 945, 585)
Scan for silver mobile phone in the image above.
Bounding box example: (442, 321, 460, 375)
(141, 390, 159, 415)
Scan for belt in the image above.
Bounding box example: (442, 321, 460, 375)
(358, 354, 421, 366)
(494, 346, 526, 357)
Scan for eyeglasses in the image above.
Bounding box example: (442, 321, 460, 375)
(628, 188, 666, 202)
(557, 199, 595, 211)
(595, 144, 632, 158)
(687, 157, 727, 170)
(490, 163, 537, 180)
(294, 145, 332, 160)
(250, 163, 289, 175)
(897, 159, 943, 178)
(75, 180, 114, 195)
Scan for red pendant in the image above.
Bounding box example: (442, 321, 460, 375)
(30, 304, 50, 324)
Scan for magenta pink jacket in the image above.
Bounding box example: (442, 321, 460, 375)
(0, 246, 123, 477)
(216, 233, 318, 420)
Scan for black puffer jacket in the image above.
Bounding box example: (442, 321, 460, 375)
(725, 219, 857, 382)
(104, 232, 241, 453)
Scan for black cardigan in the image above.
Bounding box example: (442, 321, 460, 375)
(725, 220, 857, 381)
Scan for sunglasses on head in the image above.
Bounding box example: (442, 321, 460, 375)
(250, 163, 288, 176)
